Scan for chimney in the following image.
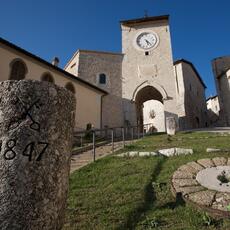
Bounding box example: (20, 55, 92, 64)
(52, 57, 59, 67)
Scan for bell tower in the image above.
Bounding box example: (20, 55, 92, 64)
(120, 15, 178, 128)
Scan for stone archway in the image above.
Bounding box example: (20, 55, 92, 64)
(134, 85, 165, 132)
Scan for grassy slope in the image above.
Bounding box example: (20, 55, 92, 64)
(64, 132, 230, 230)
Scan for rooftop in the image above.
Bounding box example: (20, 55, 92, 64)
(174, 59, 207, 89)
(120, 15, 169, 26)
(0, 37, 108, 95)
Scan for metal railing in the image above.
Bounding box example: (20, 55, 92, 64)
(72, 123, 155, 161)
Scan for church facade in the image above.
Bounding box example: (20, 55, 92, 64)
(65, 15, 207, 131)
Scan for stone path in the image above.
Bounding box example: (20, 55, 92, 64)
(70, 140, 135, 173)
(171, 157, 230, 216)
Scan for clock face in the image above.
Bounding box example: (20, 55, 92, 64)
(136, 32, 158, 50)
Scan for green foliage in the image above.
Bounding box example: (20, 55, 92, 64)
(226, 204, 230, 211)
(202, 212, 213, 226)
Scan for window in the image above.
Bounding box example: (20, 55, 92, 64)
(189, 84, 192, 91)
(99, 73, 106, 84)
(41, 73, 54, 83)
(65, 82, 75, 94)
(9, 59, 27, 80)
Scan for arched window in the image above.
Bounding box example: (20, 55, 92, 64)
(9, 59, 27, 80)
(65, 82, 75, 94)
(41, 73, 54, 83)
(99, 73, 106, 84)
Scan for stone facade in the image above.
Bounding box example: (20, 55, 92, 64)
(65, 50, 123, 128)
(64, 15, 208, 131)
(212, 56, 230, 126)
(143, 100, 165, 132)
(206, 95, 221, 126)
(174, 60, 207, 129)
(121, 16, 178, 128)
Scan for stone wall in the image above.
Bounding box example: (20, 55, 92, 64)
(206, 96, 220, 126)
(212, 57, 230, 126)
(174, 61, 207, 129)
(66, 50, 124, 128)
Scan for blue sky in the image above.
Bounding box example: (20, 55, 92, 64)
(0, 0, 230, 97)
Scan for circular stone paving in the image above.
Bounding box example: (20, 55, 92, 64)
(171, 157, 230, 217)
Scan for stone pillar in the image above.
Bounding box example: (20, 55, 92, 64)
(0, 80, 76, 230)
(166, 117, 176, 136)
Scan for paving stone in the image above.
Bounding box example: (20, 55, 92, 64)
(188, 190, 216, 207)
(158, 148, 193, 157)
(158, 148, 175, 157)
(175, 148, 193, 155)
(227, 158, 230, 166)
(206, 148, 221, 153)
(173, 185, 205, 195)
(172, 170, 195, 179)
(128, 151, 138, 157)
(186, 161, 204, 172)
(177, 165, 199, 175)
(212, 157, 227, 166)
(172, 179, 199, 187)
(149, 152, 158, 156)
(212, 192, 230, 211)
(139, 152, 150, 156)
(197, 159, 215, 168)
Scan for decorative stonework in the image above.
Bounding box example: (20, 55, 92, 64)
(171, 157, 230, 217)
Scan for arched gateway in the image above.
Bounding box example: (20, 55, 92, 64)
(134, 85, 165, 132)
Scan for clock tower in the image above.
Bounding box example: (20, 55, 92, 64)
(121, 15, 178, 129)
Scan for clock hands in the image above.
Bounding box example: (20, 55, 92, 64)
(145, 39, 152, 46)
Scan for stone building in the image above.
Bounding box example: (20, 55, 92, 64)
(174, 59, 207, 129)
(212, 56, 230, 126)
(0, 15, 209, 131)
(65, 15, 208, 131)
(0, 37, 107, 131)
(206, 95, 220, 126)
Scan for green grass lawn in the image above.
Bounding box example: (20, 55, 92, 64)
(64, 131, 230, 230)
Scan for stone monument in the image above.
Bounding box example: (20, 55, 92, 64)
(0, 80, 76, 230)
(166, 117, 177, 136)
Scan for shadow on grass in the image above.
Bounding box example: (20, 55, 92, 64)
(158, 192, 185, 210)
(118, 157, 167, 230)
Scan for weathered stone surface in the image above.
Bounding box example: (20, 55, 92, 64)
(174, 185, 205, 195)
(227, 158, 230, 166)
(166, 117, 176, 136)
(129, 151, 138, 157)
(0, 80, 76, 230)
(186, 161, 204, 172)
(196, 166, 230, 192)
(212, 192, 230, 211)
(158, 148, 175, 156)
(175, 148, 193, 155)
(206, 148, 221, 153)
(177, 164, 199, 175)
(158, 148, 193, 157)
(197, 158, 215, 168)
(189, 190, 216, 207)
(117, 151, 157, 157)
(139, 151, 158, 157)
(172, 169, 195, 179)
(172, 179, 198, 187)
(212, 157, 227, 166)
